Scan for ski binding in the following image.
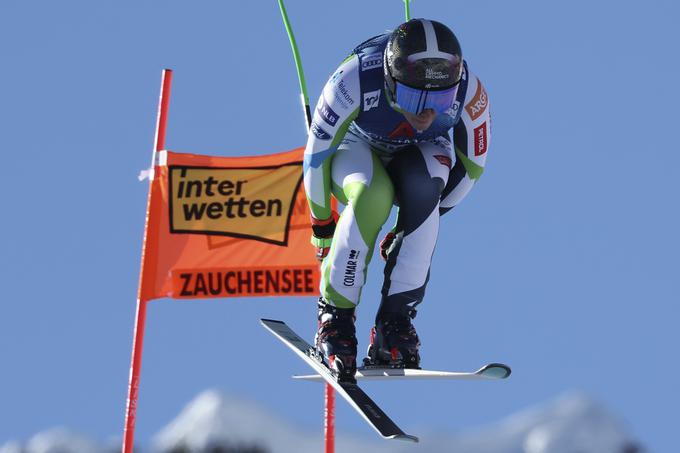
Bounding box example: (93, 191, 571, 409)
(260, 318, 419, 442)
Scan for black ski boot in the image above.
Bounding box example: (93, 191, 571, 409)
(365, 309, 421, 368)
(315, 298, 358, 383)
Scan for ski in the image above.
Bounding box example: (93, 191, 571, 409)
(260, 318, 419, 443)
(293, 363, 511, 382)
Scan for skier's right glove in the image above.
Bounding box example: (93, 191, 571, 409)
(379, 231, 397, 261)
(311, 211, 339, 262)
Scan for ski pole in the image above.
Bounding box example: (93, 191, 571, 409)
(404, 0, 412, 21)
(277, 0, 312, 129)
(276, 2, 336, 452)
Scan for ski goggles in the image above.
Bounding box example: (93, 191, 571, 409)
(393, 81, 458, 115)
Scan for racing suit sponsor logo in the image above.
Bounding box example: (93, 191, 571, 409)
(334, 80, 355, 108)
(465, 79, 488, 121)
(343, 249, 361, 287)
(363, 90, 380, 111)
(474, 122, 488, 156)
(361, 53, 382, 71)
(311, 122, 331, 140)
(434, 155, 452, 168)
(317, 98, 339, 126)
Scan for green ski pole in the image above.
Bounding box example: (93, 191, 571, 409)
(277, 0, 312, 129)
(404, 0, 411, 21)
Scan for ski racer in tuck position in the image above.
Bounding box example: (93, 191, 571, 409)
(303, 19, 491, 382)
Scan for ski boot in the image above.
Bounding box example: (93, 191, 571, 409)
(364, 309, 421, 369)
(315, 298, 358, 383)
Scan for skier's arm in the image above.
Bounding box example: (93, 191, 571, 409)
(439, 72, 491, 216)
(303, 56, 360, 221)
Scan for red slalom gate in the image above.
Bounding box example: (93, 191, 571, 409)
(122, 68, 173, 453)
(121, 69, 337, 453)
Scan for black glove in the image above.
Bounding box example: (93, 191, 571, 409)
(311, 211, 339, 261)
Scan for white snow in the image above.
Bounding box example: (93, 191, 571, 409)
(0, 428, 105, 453)
(151, 389, 641, 453)
(151, 389, 375, 453)
(426, 392, 641, 453)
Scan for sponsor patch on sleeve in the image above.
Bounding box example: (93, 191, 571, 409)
(361, 53, 382, 71)
(363, 90, 381, 111)
(465, 78, 488, 121)
(473, 122, 488, 156)
(334, 79, 356, 108)
(317, 97, 339, 127)
(310, 122, 331, 140)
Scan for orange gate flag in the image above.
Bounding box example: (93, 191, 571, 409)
(138, 147, 320, 302)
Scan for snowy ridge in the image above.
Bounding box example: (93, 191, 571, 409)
(1, 391, 642, 453)
(151, 390, 316, 452)
(0, 428, 110, 453)
(417, 392, 642, 453)
(151, 390, 379, 453)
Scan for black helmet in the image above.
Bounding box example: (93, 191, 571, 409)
(384, 19, 463, 93)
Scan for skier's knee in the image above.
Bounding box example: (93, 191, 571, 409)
(347, 181, 393, 223)
(400, 176, 444, 208)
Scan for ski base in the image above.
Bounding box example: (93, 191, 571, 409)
(260, 318, 418, 443)
(293, 362, 512, 382)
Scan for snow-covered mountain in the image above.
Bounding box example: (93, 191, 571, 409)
(152, 390, 374, 453)
(1, 390, 643, 453)
(0, 428, 115, 453)
(422, 392, 643, 453)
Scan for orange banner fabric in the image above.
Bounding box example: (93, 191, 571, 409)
(139, 147, 319, 302)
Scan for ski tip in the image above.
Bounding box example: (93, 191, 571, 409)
(476, 363, 512, 379)
(260, 318, 285, 325)
(389, 433, 419, 443)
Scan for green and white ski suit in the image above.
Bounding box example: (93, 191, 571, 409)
(303, 33, 490, 316)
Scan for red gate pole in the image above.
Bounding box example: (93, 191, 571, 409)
(324, 383, 335, 453)
(122, 69, 173, 453)
(324, 195, 339, 453)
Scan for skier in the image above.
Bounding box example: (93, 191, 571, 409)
(304, 18, 491, 382)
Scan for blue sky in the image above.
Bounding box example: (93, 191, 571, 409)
(1, 0, 678, 451)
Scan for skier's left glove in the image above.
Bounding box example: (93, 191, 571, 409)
(311, 211, 339, 262)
